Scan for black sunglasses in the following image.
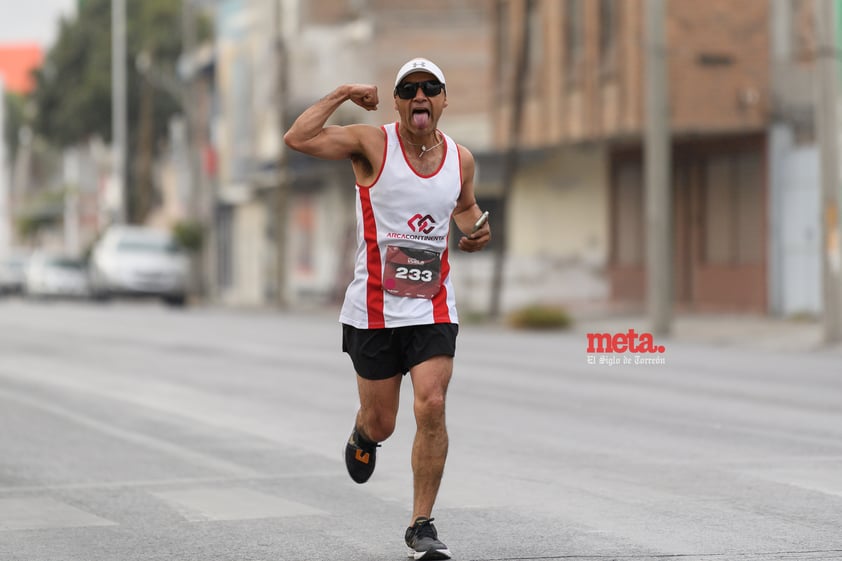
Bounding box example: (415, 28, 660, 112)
(394, 80, 445, 100)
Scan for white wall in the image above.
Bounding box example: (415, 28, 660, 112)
(510, 147, 609, 262)
(769, 125, 821, 317)
(221, 200, 269, 306)
(0, 77, 9, 255)
(450, 145, 611, 315)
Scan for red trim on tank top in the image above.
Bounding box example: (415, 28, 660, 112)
(358, 188, 385, 328)
(456, 143, 463, 187)
(432, 246, 452, 323)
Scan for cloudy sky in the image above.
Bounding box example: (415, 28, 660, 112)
(0, 0, 77, 49)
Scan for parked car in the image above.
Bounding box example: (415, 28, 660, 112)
(89, 226, 189, 306)
(0, 252, 29, 295)
(24, 252, 90, 299)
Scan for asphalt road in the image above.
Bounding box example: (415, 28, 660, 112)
(0, 299, 841, 561)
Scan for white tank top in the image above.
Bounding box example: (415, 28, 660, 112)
(339, 122, 461, 329)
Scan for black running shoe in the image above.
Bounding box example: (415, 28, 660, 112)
(405, 517, 451, 560)
(344, 427, 379, 484)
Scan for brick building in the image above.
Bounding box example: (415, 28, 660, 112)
(494, 0, 817, 315)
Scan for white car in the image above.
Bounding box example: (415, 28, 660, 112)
(0, 252, 29, 295)
(89, 226, 189, 306)
(24, 252, 90, 299)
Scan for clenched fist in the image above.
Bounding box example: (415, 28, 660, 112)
(347, 84, 379, 111)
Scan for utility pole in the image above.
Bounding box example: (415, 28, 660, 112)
(644, 0, 672, 335)
(182, 0, 201, 225)
(0, 76, 8, 253)
(274, 0, 290, 308)
(489, 0, 532, 319)
(815, 0, 842, 343)
(181, 0, 207, 299)
(111, 0, 127, 224)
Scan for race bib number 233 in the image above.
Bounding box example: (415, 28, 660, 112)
(382, 245, 442, 299)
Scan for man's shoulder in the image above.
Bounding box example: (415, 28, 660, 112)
(346, 123, 387, 148)
(454, 142, 475, 162)
(440, 132, 471, 154)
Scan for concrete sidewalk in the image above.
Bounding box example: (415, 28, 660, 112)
(571, 312, 835, 353)
(202, 300, 838, 354)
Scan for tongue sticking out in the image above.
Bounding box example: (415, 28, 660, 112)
(412, 111, 430, 130)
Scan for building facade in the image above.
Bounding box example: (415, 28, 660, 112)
(211, 0, 495, 308)
(494, 0, 823, 316)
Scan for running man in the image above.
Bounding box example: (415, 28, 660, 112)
(284, 57, 491, 560)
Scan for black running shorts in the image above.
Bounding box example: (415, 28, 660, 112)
(341, 323, 459, 380)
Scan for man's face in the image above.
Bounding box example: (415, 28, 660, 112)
(393, 71, 448, 135)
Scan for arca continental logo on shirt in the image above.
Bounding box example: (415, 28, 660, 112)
(385, 213, 447, 241)
(407, 213, 435, 234)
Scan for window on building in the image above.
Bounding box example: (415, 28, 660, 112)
(293, 195, 315, 276)
(303, 0, 357, 25)
(496, 1, 512, 86)
(526, 2, 544, 92)
(216, 204, 234, 289)
(598, 0, 619, 78)
(564, 0, 584, 87)
(791, 0, 816, 63)
(703, 152, 763, 265)
(613, 160, 644, 266)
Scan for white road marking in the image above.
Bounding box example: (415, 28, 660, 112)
(0, 497, 117, 531)
(0, 387, 260, 478)
(153, 486, 326, 521)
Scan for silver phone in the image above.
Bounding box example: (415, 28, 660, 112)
(472, 211, 489, 233)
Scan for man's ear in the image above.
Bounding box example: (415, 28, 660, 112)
(443, 94, 448, 109)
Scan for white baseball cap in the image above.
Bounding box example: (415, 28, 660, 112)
(394, 58, 446, 87)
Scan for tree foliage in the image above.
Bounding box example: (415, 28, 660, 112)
(31, 0, 209, 148)
(29, 0, 212, 222)
(3, 92, 27, 158)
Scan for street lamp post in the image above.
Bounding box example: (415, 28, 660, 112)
(136, 43, 206, 300)
(815, 0, 842, 343)
(111, 0, 127, 224)
(645, 0, 673, 336)
(0, 76, 8, 253)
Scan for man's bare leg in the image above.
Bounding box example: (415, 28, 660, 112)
(345, 373, 402, 484)
(355, 374, 402, 443)
(408, 355, 453, 523)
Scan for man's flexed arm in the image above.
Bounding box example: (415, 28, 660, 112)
(283, 84, 379, 160)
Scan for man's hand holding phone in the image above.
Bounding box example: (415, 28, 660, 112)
(471, 211, 489, 234)
(459, 210, 490, 253)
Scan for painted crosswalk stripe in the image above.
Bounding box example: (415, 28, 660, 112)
(0, 497, 117, 531)
(153, 487, 326, 522)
